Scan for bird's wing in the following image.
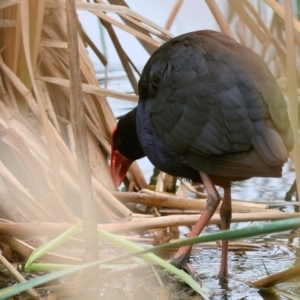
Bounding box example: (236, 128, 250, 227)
(139, 31, 292, 174)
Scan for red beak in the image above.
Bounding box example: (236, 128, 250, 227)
(110, 125, 133, 187)
(111, 150, 132, 187)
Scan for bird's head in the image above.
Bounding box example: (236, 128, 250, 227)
(110, 108, 145, 187)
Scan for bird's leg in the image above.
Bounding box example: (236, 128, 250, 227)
(218, 184, 232, 284)
(170, 172, 221, 281)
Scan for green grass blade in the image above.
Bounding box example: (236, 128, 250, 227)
(25, 224, 81, 270)
(0, 259, 102, 300)
(96, 229, 209, 298)
(126, 218, 300, 255)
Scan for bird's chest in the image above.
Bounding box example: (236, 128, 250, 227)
(136, 104, 199, 181)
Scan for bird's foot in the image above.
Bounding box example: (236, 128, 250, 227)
(170, 257, 205, 286)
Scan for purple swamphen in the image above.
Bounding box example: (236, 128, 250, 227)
(110, 30, 293, 280)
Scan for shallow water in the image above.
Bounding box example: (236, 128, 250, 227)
(104, 72, 299, 300)
(189, 233, 300, 299)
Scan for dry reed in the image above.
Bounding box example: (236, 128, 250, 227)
(0, 0, 299, 296)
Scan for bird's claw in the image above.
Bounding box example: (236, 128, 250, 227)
(170, 258, 204, 287)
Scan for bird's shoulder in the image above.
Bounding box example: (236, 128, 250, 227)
(139, 30, 232, 101)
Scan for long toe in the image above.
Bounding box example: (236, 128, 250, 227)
(217, 274, 229, 288)
(170, 257, 205, 286)
(181, 261, 205, 286)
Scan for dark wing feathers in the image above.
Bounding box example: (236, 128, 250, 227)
(139, 30, 292, 177)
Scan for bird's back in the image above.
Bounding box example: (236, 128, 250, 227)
(137, 30, 293, 184)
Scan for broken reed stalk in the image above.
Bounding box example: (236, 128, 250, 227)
(0, 211, 297, 238)
(99, 212, 300, 233)
(65, 0, 98, 294)
(106, 0, 160, 55)
(112, 192, 268, 211)
(251, 264, 300, 288)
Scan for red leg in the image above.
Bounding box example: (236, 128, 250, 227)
(218, 185, 232, 280)
(170, 172, 221, 280)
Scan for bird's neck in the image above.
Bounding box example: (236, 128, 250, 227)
(117, 107, 145, 161)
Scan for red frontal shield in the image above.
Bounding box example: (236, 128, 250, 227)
(111, 126, 132, 187)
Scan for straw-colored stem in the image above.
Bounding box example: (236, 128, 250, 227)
(98, 212, 300, 233)
(206, 0, 234, 38)
(120, 13, 171, 42)
(263, 0, 300, 33)
(228, 0, 268, 44)
(46, 0, 173, 40)
(244, 0, 286, 63)
(112, 191, 268, 211)
(128, 162, 149, 189)
(80, 26, 107, 67)
(0, 222, 74, 237)
(94, 11, 161, 48)
(107, 0, 161, 54)
(100, 18, 138, 94)
(30, 0, 45, 72)
(20, 1, 77, 222)
(284, 0, 300, 201)
(66, 2, 99, 280)
(251, 264, 300, 287)
(0, 160, 57, 221)
(36, 76, 138, 101)
(3, 3, 28, 114)
(92, 178, 132, 217)
(165, 0, 183, 30)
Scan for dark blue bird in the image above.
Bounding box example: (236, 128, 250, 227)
(110, 30, 293, 281)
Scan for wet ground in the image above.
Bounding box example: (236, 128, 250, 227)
(189, 230, 300, 299)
